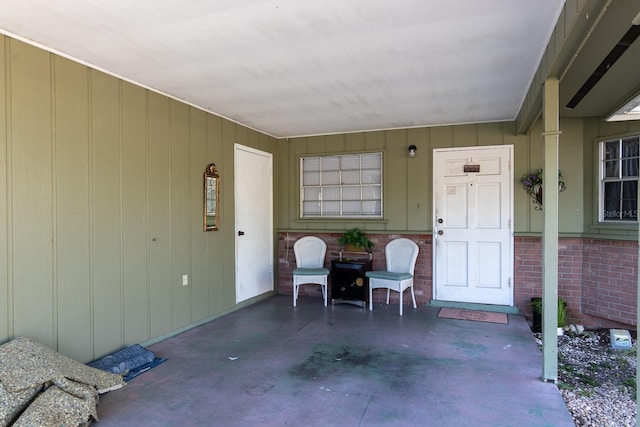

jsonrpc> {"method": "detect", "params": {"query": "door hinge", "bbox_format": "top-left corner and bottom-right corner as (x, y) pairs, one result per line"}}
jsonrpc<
(508, 277), (512, 288)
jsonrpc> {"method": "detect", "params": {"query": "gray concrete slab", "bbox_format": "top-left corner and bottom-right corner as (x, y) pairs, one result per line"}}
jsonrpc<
(97, 295), (574, 426)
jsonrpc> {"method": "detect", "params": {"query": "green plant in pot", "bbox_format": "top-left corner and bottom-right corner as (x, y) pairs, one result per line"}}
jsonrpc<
(530, 297), (542, 333)
(531, 297), (567, 334)
(339, 228), (374, 252)
(557, 298), (567, 330)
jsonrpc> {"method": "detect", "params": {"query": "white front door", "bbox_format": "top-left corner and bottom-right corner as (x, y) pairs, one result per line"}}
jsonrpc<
(433, 145), (513, 306)
(235, 144), (273, 303)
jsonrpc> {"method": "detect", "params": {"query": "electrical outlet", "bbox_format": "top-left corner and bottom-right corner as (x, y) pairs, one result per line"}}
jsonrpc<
(182, 274), (188, 286)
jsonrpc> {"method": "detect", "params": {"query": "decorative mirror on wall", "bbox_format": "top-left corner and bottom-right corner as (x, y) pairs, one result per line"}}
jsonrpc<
(204, 163), (220, 231)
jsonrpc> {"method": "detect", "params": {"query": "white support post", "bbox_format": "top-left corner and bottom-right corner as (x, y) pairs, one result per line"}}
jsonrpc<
(636, 172), (640, 427)
(541, 78), (560, 382)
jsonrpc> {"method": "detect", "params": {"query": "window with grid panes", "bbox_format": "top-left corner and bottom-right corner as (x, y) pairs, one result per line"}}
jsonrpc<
(600, 135), (639, 222)
(300, 153), (382, 218)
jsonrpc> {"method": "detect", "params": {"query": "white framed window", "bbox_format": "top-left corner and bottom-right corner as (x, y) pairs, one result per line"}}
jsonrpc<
(300, 152), (383, 218)
(599, 135), (639, 222)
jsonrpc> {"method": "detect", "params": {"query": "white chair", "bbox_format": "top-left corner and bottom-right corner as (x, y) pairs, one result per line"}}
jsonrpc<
(366, 238), (419, 315)
(293, 236), (330, 307)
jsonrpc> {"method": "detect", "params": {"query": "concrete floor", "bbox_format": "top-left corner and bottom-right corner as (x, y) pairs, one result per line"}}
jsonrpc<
(97, 295), (574, 426)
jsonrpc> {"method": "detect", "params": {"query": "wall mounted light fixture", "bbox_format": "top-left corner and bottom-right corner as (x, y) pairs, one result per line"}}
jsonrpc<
(408, 145), (417, 157)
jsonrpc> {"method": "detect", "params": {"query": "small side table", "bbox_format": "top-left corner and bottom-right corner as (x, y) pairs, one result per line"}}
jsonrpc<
(331, 259), (372, 307)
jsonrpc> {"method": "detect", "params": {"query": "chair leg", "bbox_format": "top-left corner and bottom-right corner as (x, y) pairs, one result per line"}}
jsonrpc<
(410, 286), (417, 309)
(386, 289), (390, 304)
(322, 284), (327, 307)
(293, 282), (298, 307)
(399, 290), (403, 316)
(369, 287), (373, 311)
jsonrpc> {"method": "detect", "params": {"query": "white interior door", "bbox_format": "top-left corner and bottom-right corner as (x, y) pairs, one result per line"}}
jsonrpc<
(235, 144), (273, 303)
(433, 146), (513, 306)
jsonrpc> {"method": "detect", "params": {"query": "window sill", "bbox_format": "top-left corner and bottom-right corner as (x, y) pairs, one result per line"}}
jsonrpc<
(589, 222), (638, 230)
(297, 218), (388, 224)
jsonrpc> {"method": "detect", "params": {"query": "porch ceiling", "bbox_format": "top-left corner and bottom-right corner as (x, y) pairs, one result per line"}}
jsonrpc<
(0, 1), (638, 138)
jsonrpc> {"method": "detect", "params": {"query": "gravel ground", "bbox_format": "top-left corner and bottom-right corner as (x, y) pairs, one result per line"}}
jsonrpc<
(534, 329), (637, 427)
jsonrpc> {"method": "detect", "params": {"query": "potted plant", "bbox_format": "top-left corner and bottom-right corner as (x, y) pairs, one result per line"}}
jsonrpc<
(530, 297), (567, 335)
(339, 228), (374, 252)
(557, 298), (567, 336)
(531, 297), (542, 333)
(521, 169), (566, 210)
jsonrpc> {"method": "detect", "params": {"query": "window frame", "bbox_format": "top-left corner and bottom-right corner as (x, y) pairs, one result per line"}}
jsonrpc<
(299, 152), (384, 219)
(598, 135), (640, 223)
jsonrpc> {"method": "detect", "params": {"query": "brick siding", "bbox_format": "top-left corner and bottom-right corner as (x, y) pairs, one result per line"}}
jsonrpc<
(278, 232), (638, 328)
(278, 232), (432, 306)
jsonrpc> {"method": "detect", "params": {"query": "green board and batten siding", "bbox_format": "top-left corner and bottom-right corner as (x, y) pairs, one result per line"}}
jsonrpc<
(54, 57), (92, 362)
(9, 39), (55, 355)
(148, 92), (173, 341)
(0, 37), (276, 362)
(2, 33), (640, 363)
(276, 120), (589, 235)
(91, 70), (124, 359)
(0, 38), (7, 349)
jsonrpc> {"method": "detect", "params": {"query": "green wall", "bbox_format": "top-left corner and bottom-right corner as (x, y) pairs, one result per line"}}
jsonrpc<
(0, 37), (276, 362)
(276, 118), (590, 236)
(2, 33), (639, 363)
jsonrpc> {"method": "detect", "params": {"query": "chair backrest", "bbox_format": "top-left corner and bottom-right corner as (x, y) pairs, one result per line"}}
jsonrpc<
(294, 236), (327, 269)
(385, 238), (419, 274)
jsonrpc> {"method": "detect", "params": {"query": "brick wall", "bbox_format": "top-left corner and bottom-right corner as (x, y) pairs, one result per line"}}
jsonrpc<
(582, 239), (638, 326)
(514, 238), (584, 320)
(513, 237), (543, 311)
(513, 237), (637, 328)
(278, 232), (638, 328)
(278, 232), (432, 306)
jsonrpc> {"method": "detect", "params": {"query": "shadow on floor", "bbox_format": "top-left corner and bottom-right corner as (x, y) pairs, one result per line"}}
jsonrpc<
(97, 295), (574, 426)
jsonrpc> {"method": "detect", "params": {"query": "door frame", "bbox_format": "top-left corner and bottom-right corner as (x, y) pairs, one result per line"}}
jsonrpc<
(431, 144), (514, 306)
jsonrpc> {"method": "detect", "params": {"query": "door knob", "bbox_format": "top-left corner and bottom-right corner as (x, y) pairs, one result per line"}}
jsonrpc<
(238, 231), (245, 236)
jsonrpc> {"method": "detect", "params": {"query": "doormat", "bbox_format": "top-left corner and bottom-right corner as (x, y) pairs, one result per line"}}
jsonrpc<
(437, 307), (508, 324)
